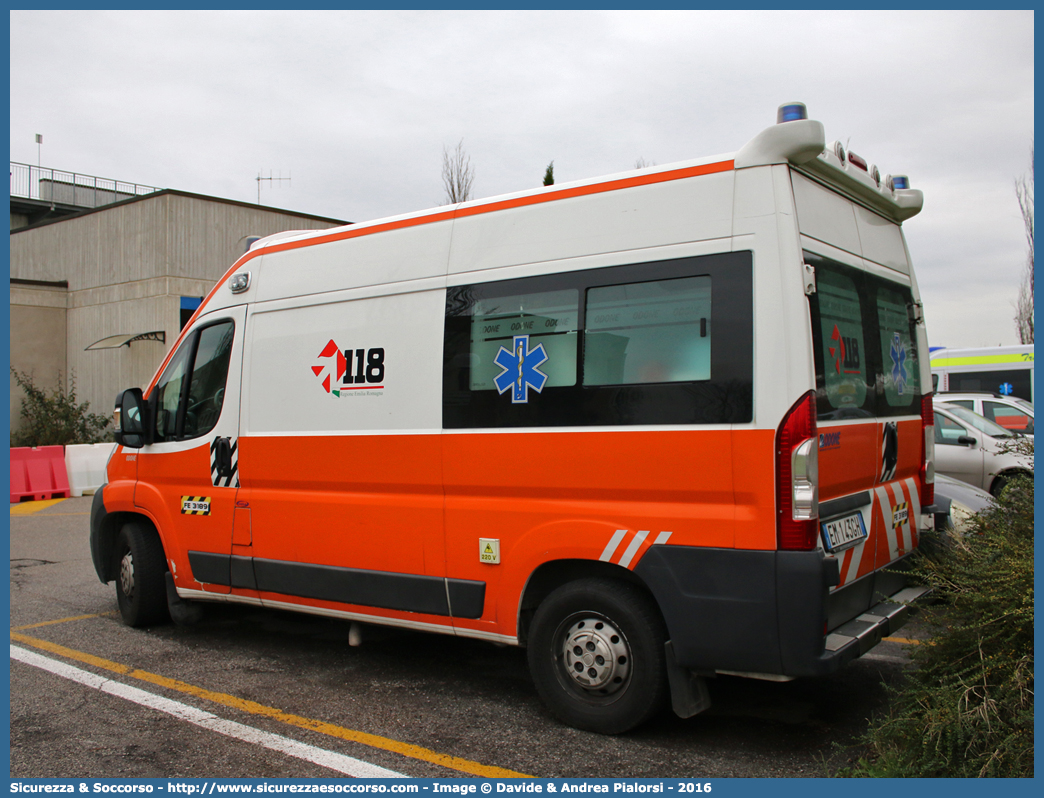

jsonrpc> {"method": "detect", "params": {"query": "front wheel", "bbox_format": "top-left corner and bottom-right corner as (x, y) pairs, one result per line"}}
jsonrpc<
(114, 521), (170, 627)
(527, 578), (669, 734)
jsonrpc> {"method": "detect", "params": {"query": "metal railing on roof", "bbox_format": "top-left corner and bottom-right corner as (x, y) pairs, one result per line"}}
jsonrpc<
(10, 162), (161, 209)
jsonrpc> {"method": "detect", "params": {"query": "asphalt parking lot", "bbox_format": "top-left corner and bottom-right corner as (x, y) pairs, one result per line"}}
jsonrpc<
(10, 496), (928, 779)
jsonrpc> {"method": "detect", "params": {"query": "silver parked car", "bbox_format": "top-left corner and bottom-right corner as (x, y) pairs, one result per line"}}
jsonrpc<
(933, 401), (1033, 497)
(934, 391), (1033, 440)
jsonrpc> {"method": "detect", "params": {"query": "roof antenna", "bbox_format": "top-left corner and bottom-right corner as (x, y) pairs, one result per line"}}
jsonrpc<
(256, 169), (291, 204)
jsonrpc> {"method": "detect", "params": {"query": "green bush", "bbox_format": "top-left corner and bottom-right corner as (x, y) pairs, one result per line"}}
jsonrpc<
(10, 368), (111, 448)
(839, 465), (1034, 777)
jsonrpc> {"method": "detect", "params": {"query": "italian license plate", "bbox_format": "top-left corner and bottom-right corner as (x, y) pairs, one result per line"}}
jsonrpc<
(821, 512), (867, 553)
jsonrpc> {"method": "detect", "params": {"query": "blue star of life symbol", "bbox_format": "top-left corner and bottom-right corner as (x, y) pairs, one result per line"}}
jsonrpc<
(890, 332), (908, 396)
(999, 382), (1014, 396)
(493, 334), (548, 403)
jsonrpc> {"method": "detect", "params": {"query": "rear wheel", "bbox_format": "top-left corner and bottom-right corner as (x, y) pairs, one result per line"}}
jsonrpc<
(114, 521), (170, 627)
(527, 578), (668, 734)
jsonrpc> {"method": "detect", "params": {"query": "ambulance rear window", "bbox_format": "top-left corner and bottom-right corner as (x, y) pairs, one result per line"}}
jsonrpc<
(876, 284), (920, 409)
(806, 253), (922, 420)
(813, 267), (869, 415)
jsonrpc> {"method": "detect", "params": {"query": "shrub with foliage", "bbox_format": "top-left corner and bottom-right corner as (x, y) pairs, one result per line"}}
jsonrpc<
(10, 368), (111, 448)
(840, 465), (1034, 777)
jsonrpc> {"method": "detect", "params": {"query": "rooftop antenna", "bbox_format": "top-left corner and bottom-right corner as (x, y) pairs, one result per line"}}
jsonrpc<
(256, 169), (291, 204)
(35, 133), (42, 168)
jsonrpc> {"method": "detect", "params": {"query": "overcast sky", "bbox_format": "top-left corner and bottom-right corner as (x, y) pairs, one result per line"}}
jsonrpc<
(10, 9), (1034, 349)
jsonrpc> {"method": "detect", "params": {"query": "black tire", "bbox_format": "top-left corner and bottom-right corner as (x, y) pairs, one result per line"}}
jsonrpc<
(990, 470), (1031, 499)
(114, 522), (170, 627)
(989, 474), (1008, 498)
(527, 578), (669, 734)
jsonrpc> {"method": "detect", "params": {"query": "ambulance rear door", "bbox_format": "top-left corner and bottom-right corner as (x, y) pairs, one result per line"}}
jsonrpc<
(791, 167), (928, 631)
(806, 249), (926, 621)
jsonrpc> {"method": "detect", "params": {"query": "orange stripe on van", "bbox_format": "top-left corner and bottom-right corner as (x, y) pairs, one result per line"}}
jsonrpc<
(154, 158), (737, 394)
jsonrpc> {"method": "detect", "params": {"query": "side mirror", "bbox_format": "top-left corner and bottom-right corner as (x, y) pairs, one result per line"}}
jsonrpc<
(956, 435), (976, 447)
(114, 388), (151, 449)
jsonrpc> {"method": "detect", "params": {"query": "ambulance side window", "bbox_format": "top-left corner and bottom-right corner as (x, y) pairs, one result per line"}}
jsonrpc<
(469, 288), (579, 391)
(153, 320), (235, 442)
(584, 275), (710, 386)
(443, 251), (753, 428)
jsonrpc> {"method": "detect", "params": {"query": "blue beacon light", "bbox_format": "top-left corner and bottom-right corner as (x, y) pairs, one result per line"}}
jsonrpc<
(891, 176), (910, 190)
(777, 103), (808, 123)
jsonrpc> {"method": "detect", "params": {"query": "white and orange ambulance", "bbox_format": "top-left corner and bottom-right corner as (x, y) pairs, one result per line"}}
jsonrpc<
(92, 103), (935, 734)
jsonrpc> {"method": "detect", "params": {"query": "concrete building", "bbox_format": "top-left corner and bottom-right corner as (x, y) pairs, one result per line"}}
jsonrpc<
(10, 171), (347, 437)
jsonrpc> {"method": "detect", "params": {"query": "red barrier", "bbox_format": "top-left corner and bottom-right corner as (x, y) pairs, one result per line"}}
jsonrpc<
(10, 446), (71, 503)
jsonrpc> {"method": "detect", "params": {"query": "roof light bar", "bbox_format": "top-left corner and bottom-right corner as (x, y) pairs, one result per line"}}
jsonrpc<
(777, 102), (808, 124)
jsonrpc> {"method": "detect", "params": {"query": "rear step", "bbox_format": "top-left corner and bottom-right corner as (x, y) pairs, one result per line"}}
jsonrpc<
(825, 585), (932, 654)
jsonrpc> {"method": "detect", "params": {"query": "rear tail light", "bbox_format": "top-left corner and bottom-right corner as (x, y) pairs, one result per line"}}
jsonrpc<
(777, 391), (820, 550)
(921, 394), (935, 506)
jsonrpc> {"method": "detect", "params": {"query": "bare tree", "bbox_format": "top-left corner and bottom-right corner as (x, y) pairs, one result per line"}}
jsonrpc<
(441, 139), (475, 205)
(1014, 147), (1034, 344)
(634, 157), (655, 170)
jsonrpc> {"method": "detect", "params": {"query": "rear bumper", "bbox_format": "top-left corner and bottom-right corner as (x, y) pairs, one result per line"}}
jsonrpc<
(824, 585), (930, 660)
(633, 544), (927, 678)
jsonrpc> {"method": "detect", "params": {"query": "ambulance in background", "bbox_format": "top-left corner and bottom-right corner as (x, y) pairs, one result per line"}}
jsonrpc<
(931, 344), (1034, 402)
(92, 103), (934, 734)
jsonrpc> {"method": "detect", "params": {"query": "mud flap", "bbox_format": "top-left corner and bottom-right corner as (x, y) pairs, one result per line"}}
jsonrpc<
(665, 640), (712, 718)
(166, 572), (205, 626)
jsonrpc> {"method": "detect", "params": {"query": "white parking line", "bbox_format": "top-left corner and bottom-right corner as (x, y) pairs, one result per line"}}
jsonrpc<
(11, 644), (405, 778)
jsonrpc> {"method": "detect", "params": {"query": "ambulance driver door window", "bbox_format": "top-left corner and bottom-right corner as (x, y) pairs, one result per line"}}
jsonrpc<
(153, 321), (235, 442)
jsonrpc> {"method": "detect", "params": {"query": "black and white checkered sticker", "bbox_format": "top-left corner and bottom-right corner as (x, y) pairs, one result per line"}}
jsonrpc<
(210, 437), (240, 488)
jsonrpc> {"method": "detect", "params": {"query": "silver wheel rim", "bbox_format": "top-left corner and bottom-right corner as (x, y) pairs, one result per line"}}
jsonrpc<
(560, 616), (630, 695)
(119, 551), (135, 598)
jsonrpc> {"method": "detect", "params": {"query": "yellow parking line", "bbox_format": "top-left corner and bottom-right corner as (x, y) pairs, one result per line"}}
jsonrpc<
(10, 631), (531, 779)
(19, 512), (91, 517)
(10, 498), (67, 516)
(12, 613), (117, 631)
